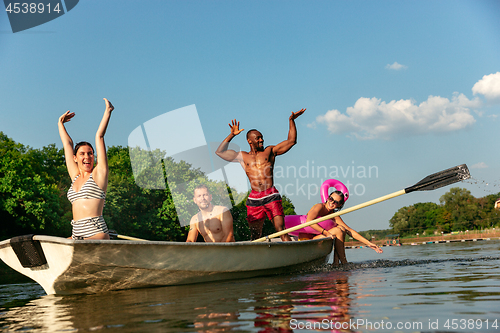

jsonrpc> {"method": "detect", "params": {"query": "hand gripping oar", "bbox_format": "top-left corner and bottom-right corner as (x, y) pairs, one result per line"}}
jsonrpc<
(252, 164), (471, 242)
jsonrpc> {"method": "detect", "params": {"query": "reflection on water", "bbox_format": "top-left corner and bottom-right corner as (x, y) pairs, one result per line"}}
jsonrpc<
(0, 283), (45, 310)
(1, 240), (500, 332)
(252, 273), (354, 332)
(0, 271), (357, 332)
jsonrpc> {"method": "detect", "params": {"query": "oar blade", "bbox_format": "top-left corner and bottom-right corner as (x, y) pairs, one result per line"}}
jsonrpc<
(405, 164), (470, 193)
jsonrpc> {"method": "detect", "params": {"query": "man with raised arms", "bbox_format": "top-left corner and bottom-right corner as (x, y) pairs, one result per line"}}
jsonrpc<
(186, 185), (235, 242)
(216, 109), (306, 241)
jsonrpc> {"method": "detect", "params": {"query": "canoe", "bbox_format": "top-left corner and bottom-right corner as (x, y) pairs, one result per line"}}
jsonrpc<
(0, 235), (333, 295)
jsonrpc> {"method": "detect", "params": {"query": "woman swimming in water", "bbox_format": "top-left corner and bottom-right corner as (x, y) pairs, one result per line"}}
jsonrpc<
(58, 98), (114, 240)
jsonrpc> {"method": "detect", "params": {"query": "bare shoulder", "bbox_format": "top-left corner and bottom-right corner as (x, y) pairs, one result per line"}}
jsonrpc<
(214, 205), (230, 214)
(239, 150), (249, 157)
(257, 145), (276, 158)
(190, 214), (200, 225)
(239, 150), (251, 161)
(307, 203), (323, 217)
(312, 203), (324, 211)
(266, 145), (276, 153)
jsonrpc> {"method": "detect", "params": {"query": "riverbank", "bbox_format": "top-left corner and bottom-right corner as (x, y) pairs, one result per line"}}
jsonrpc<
(346, 229), (500, 248)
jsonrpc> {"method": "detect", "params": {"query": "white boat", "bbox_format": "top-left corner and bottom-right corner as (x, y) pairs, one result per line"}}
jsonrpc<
(0, 235), (333, 295)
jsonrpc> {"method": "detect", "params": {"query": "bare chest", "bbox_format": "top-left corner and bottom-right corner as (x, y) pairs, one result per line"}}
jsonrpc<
(198, 216), (223, 234)
(242, 151), (274, 169)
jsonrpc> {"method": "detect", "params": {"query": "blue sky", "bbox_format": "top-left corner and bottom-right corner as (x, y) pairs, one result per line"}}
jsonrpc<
(1, 0), (499, 232)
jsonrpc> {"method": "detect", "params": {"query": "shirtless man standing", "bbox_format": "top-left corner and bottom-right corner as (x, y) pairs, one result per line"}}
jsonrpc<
(186, 185), (235, 242)
(216, 109), (306, 241)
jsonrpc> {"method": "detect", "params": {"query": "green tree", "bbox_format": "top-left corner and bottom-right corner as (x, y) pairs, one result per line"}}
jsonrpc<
(282, 195), (297, 216)
(425, 206), (449, 232)
(104, 146), (168, 240)
(439, 187), (480, 231)
(475, 193), (500, 228)
(105, 146), (252, 241)
(388, 187), (499, 237)
(0, 133), (69, 239)
(230, 197), (251, 241)
(389, 206), (413, 235)
(409, 202), (440, 233)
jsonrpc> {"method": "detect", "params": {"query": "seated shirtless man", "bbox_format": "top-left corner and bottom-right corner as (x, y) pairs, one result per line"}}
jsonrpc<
(186, 185), (235, 242)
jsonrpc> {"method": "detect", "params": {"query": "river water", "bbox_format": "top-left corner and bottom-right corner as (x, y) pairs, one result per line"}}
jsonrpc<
(1, 239), (500, 332)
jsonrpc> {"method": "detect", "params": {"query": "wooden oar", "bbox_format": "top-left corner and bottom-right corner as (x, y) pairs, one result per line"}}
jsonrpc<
(108, 232), (148, 241)
(253, 164), (470, 242)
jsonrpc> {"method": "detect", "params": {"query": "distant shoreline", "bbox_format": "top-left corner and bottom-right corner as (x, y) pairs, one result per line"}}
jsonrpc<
(346, 230), (500, 249)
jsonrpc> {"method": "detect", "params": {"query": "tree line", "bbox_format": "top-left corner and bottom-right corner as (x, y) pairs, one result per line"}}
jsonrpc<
(0, 132), (296, 241)
(388, 187), (500, 237)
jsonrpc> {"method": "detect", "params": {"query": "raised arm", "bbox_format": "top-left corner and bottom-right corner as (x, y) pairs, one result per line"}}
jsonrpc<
(336, 217), (383, 253)
(272, 108), (305, 156)
(58, 110), (79, 179)
(93, 99), (114, 183)
(215, 119), (244, 162)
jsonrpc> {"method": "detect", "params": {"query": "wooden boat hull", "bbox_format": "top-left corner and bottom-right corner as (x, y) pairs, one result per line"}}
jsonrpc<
(0, 235), (333, 295)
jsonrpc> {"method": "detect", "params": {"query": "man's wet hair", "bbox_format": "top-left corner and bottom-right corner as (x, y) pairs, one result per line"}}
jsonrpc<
(194, 184), (210, 195)
(74, 141), (94, 155)
(246, 129), (260, 140)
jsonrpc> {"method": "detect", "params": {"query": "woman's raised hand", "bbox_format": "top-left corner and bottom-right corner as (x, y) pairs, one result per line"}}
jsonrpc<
(104, 98), (114, 112)
(59, 110), (75, 124)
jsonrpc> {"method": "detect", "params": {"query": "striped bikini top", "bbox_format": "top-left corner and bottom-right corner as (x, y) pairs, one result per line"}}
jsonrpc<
(67, 173), (106, 203)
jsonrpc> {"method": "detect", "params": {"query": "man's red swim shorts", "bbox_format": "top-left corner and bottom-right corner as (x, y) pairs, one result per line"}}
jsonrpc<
(246, 186), (284, 223)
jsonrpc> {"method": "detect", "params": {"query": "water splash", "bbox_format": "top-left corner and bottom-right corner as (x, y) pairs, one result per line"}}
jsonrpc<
(463, 177), (500, 195)
(321, 255), (500, 271)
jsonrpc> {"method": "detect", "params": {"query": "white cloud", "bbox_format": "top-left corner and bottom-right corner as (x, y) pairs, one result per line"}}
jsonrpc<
(385, 62), (407, 70)
(471, 162), (488, 169)
(472, 72), (500, 103)
(313, 93), (480, 140)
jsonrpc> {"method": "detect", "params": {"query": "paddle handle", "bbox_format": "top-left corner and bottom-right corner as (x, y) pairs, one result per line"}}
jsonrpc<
(113, 234), (148, 241)
(252, 189), (406, 242)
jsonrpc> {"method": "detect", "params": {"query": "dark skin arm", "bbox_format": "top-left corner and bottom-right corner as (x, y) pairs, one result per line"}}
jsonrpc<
(272, 109), (305, 155)
(215, 119), (244, 162)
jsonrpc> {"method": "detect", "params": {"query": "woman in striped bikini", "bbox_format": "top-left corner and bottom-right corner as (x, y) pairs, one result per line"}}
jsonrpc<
(58, 98), (114, 240)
